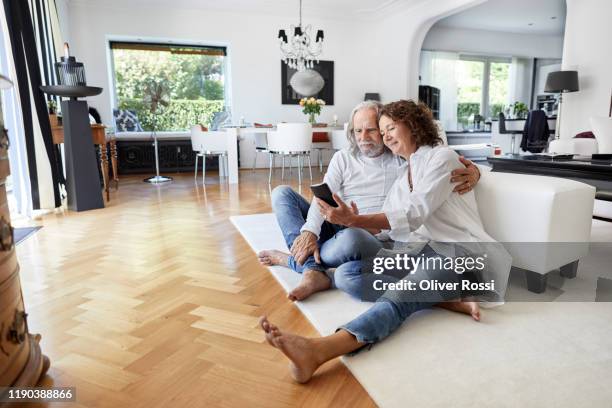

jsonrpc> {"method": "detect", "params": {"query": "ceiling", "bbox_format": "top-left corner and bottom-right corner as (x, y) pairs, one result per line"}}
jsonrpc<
(69, 0), (427, 20)
(436, 0), (566, 35)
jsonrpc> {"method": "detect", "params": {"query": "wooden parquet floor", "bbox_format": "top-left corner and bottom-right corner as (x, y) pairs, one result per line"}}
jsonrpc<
(15, 169), (376, 408)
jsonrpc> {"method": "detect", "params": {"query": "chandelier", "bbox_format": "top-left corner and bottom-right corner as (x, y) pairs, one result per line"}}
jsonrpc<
(278, 0), (324, 71)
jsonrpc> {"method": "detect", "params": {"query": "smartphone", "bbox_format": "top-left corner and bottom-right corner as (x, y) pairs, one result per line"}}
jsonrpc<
(310, 182), (338, 207)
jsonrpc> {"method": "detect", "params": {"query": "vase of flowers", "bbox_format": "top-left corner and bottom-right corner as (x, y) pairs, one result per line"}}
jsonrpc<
(299, 97), (325, 124)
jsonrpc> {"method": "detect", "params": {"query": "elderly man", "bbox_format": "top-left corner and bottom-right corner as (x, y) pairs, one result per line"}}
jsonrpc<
(258, 100), (480, 301)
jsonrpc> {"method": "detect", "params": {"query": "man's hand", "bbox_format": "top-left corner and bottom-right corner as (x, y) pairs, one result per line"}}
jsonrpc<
(317, 194), (359, 227)
(290, 231), (320, 265)
(451, 156), (481, 195)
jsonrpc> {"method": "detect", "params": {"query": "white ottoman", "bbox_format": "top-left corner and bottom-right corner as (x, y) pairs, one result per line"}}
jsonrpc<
(475, 171), (596, 293)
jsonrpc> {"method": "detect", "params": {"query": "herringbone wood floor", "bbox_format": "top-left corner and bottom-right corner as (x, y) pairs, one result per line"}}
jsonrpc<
(15, 168), (376, 408)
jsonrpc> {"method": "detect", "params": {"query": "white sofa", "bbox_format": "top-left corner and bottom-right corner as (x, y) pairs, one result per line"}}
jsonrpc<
(475, 171), (596, 293)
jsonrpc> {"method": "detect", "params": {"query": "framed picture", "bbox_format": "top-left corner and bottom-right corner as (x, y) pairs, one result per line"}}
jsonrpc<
(281, 60), (334, 105)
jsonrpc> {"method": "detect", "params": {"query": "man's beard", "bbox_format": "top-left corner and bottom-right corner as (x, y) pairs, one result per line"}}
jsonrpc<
(358, 142), (385, 158)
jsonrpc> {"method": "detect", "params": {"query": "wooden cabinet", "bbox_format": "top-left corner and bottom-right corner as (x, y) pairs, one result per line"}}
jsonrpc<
(0, 127), (49, 390)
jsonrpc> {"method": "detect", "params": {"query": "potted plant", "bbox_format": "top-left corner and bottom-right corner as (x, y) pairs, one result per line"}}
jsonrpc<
(511, 101), (528, 119)
(47, 99), (57, 115)
(299, 97), (325, 124)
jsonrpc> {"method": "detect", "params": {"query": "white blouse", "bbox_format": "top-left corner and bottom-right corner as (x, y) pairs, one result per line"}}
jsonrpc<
(381, 145), (512, 302)
(382, 145), (492, 243)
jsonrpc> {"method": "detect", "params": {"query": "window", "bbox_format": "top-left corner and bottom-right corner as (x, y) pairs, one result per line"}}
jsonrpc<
(109, 41), (228, 131)
(488, 61), (511, 119)
(456, 59), (484, 129)
(420, 51), (512, 131)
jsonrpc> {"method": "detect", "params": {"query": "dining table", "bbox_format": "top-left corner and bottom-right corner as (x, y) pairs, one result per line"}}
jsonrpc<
(221, 124), (343, 184)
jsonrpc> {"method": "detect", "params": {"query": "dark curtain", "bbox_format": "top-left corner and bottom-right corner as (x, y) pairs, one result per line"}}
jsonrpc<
(3, 0), (62, 208)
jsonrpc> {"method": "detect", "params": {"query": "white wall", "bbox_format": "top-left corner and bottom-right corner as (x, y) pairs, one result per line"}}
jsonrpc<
(60, 0), (493, 168)
(65, 2), (380, 128)
(54, 0), (71, 43)
(63, 0), (490, 123)
(559, 0), (612, 139)
(422, 26), (564, 59)
(373, 0), (485, 102)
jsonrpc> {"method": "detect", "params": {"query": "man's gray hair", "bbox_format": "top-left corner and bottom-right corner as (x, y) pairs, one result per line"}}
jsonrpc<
(346, 100), (384, 156)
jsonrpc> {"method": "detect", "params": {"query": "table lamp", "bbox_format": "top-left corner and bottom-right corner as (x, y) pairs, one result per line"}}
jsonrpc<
(545, 70), (579, 139)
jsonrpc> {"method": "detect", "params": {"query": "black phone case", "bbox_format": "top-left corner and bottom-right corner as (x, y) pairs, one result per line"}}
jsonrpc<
(310, 183), (338, 207)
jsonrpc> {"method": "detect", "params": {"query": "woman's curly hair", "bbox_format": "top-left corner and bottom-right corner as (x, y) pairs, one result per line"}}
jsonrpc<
(379, 100), (443, 148)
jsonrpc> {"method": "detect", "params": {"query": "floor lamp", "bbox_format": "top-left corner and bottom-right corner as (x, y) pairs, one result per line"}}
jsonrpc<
(544, 70), (579, 139)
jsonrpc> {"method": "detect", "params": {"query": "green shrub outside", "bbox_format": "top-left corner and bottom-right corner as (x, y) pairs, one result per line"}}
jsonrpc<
(457, 102), (506, 127)
(490, 103), (505, 119)
(457, 102), (480, 128)
(118, 98), (224, 131)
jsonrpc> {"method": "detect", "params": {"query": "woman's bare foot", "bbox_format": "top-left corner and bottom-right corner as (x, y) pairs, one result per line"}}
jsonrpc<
(438, 300), (480, 321)
(259, 316), (322, 383)
(288, 269), (331, 301)
(258, 250), (290, 267)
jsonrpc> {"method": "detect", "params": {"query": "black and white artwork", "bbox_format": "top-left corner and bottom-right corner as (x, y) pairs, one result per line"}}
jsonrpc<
(281, 60), (334, 105)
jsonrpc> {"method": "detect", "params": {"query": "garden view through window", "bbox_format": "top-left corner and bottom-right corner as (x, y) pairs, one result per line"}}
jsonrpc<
(420, 51), (512, 131)
(456, 57), (510, 129)
(110, 41), (227, 131)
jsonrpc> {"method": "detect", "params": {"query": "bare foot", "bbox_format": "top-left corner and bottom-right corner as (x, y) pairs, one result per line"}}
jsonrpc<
(288, 269), (331, 301)
(259, 316), (321, 383)
(438, 300), (481, 321)
(258, 249), (290, 267)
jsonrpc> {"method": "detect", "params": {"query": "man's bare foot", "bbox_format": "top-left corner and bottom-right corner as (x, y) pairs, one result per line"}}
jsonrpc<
(288, 269), (331, 301)
(259, 316), (322, 383)
(258, 250), (290, 267)
(438, 300), (480, 321)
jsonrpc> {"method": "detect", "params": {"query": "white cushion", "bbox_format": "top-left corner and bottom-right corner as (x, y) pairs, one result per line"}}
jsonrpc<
(548, 139), (574, 154)
(573, 138), (599, 155)
(590, 116), (612, 154)
(548, 138), (598, 155)
(475, 171), (595, 273)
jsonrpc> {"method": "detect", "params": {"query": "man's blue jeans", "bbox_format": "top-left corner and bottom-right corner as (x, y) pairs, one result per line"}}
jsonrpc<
(338, 245), (462, 345)
(271, 185), (383, 278)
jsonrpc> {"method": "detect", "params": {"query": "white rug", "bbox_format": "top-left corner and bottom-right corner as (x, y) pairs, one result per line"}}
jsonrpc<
(231, 214), (612, 408)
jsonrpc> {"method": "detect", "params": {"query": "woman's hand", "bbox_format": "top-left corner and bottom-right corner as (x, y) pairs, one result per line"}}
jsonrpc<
(317, 194), (359, 227)
(451, 156), (481, 195)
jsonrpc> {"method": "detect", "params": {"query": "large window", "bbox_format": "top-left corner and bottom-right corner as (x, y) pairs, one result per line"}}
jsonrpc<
(420, 51), (513, 131)
(488, 61), (510, 119)
(110, 41), (228, 131)
(456, 59), (485, 129)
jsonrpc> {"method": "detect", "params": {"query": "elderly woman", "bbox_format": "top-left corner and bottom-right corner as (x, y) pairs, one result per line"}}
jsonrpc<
(259, 100), (510, 383)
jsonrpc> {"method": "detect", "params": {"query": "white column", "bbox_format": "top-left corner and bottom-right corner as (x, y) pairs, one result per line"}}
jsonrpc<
(225, 128), (239, 184)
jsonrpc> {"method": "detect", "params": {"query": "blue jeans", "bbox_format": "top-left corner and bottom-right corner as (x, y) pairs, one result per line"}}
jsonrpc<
(271, 185), (383, 278)
(339, 245), (462, 345)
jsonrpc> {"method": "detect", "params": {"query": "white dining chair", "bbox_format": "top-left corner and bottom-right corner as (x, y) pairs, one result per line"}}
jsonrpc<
(330, 128), (351, 151)
(252, 132), (270, 171)
(190, 125), (229, 184)
(266, 123), (313, 184)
